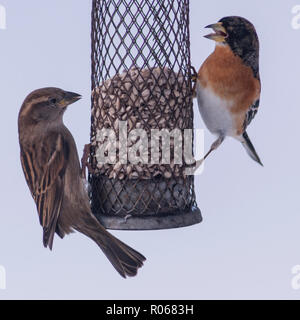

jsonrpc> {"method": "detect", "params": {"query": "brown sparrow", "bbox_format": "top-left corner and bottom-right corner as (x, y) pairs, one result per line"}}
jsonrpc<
(18, 87), (146, 278)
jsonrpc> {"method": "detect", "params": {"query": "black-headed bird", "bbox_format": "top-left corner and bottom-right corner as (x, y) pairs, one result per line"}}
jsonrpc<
(194, 16), (263, 166)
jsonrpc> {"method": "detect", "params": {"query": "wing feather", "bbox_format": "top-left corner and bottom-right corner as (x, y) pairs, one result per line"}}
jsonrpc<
(20, 133), (69, 249)
(243, 99), (260, 131)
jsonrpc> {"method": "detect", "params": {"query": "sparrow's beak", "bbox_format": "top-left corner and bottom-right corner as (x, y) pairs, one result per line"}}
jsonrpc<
(59, 91), (82, 108)
(204, 22), (228, 42)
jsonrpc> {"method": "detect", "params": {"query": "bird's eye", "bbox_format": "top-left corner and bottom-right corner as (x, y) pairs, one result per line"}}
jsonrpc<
(49, 98), (57, 106)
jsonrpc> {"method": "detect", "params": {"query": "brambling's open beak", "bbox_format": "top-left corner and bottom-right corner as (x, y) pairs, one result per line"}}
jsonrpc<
(204, 22), (228, 42)
(59, 91), (82, 108)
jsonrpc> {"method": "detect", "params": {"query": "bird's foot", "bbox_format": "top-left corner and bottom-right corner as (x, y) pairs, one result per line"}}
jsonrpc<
(191, 66), (198, 82)
(184, 158), (204, 176)
(81, 143), (94, 179)
(191, 66), (198, 98)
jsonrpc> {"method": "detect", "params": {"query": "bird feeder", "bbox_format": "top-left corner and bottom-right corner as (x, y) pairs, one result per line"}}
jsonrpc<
(89, 0), (202, 230)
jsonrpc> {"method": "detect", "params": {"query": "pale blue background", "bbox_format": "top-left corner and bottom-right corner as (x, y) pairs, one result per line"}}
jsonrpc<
(0, 0), (300, 300)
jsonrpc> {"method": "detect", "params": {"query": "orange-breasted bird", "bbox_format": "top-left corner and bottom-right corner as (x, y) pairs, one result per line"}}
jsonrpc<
(194, 16), (263, 166)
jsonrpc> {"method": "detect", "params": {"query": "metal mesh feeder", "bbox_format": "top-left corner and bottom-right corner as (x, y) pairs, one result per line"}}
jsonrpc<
(89, 0), (202, 230)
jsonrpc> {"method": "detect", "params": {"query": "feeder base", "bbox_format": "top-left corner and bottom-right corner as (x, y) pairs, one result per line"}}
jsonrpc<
(95, 206), (202, 230)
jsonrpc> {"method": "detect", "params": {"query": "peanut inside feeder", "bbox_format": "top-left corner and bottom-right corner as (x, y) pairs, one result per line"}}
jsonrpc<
(91, 66), (189, 181)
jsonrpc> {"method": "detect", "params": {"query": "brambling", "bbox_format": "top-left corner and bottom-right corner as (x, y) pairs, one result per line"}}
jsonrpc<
(194, 16), (263, 166)
(18, 88), (145, 278)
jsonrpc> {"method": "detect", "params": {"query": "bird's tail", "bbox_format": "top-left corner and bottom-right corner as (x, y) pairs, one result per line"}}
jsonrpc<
(240, 131), (263, 166)
(75, 214), (146, 278)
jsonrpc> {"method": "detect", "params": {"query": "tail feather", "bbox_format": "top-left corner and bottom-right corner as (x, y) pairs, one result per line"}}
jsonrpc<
(241, 131), (263, 166)
(98, 235), (146, 278)
(76, 215), (146, 278)
(43, 227), (55, 250)
(43, 216), (60, 250)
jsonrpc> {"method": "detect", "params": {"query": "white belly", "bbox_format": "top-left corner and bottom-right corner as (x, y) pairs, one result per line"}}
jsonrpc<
(196, 82), (235, 137)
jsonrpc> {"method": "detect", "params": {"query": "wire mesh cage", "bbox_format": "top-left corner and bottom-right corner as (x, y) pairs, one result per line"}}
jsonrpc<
(89, 0), (202, 230)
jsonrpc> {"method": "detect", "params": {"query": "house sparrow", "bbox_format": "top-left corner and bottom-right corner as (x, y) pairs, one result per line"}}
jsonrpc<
(194, 16), (262, 166)
(18, 87), (146, 278)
